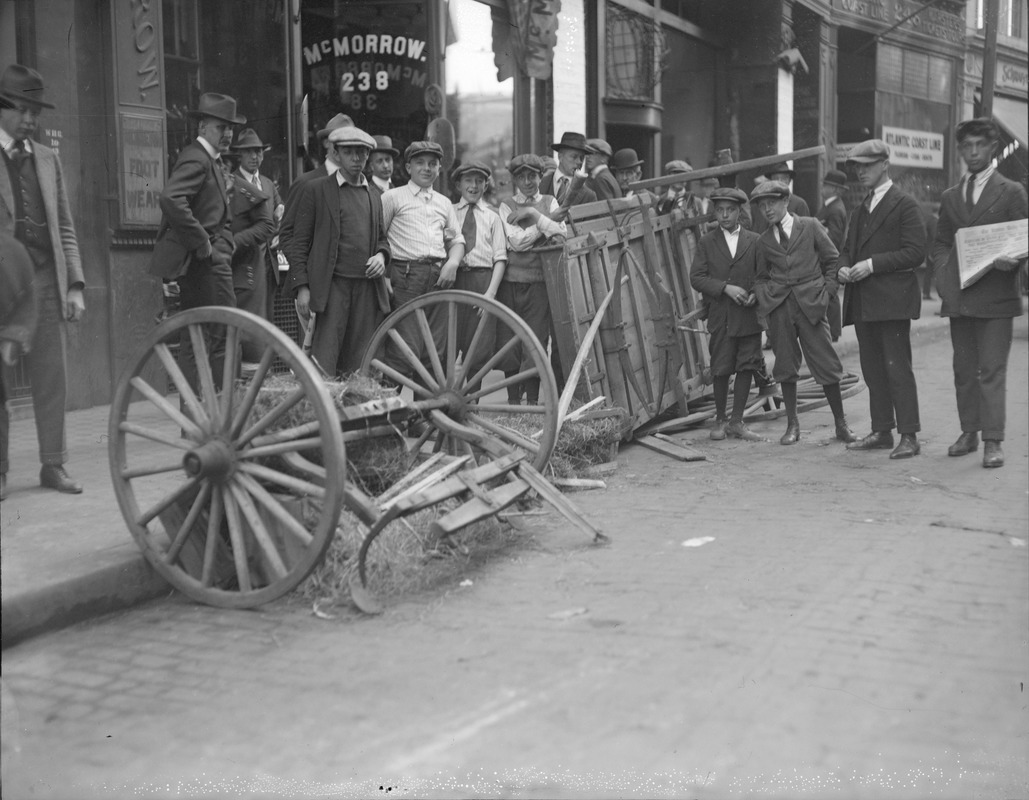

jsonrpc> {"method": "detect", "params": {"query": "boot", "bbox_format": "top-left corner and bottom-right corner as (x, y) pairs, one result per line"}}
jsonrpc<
(780, 417), (800, 445)
(834, 417), (859, 443)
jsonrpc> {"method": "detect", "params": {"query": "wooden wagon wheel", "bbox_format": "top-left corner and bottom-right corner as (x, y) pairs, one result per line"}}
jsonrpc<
(109, 307), (346, 609)
(360, 290), (559, 471)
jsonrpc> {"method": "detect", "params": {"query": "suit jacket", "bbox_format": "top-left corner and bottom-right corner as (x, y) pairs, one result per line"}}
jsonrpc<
(752, 194), (810, 234)
(229, 175), (275, 291)
(840, 185), (925, 324)
(248, 171), (283, 286)
(690, 227), (764, 338)
(288, 174), (391, 315)
(754, 215), (839, 326)
(932, 171), (1028, 319)
(279, 163), (333, 268)
(816, 198), (848, 250)
(541, 169), (597, 206)
(0, 141), (84, 302)
(150, 141), (232, 279)
(586, 166), (621, 201)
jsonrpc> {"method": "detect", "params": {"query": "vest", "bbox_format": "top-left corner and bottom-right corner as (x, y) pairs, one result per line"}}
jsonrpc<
(504, 194), (556, 283)
(3, 147), (53, 269)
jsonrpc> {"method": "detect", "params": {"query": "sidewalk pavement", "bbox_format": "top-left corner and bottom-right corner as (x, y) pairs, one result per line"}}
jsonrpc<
(0, 298), (954, 648)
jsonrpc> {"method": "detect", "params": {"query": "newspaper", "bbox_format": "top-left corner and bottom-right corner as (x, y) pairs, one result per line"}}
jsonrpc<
(956, 219), (1029, 289)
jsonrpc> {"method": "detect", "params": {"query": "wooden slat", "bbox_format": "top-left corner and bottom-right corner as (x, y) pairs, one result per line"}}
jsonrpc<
(429, 479), (531, 537)
(634, 434), (708, 462)
(390, 452), (525, 515)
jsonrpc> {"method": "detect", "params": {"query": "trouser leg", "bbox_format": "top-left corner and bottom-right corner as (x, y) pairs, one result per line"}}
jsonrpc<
(26, 278), (68, 465)
(949, 317), (980, 433)
(976, 316), (1012, 441)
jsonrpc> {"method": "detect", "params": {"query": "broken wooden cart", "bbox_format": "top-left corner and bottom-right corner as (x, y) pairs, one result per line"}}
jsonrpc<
(108, 294), (603, 611)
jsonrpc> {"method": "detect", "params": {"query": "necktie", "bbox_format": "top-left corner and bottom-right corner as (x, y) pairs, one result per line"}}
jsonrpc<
(252, 173), (261, 188)
(864, 191), (874, 212)
(965, 173), (977, 212)
(461, 203), (477, 256)
(776, 222), (789, 248)
(557, 176), (568, 203)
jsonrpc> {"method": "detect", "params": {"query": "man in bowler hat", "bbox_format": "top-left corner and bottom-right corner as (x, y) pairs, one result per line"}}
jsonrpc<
(0, 64), (86, 497)
(368, 135), (399, 195)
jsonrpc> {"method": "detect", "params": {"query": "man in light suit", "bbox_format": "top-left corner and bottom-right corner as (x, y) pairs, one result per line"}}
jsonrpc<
(541, 131), (597, 207)
(837, 139), (926, 460)
(151, 92), (244, 391)
(933, 118), (1028, 469)
(289, 126), (390, 376)
(0, 64), (85, 497)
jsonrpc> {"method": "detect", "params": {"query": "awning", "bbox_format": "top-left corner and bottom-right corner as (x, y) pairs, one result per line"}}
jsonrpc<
(993, 96), (1027, 150)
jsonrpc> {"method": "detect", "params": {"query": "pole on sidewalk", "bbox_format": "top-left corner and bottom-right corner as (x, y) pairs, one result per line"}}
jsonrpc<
(980, 0), (999, 117)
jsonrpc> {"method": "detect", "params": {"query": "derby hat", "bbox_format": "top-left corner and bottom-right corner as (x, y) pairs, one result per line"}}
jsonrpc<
(327, 126), (377, 149)
(822, 169), (848, 189)
(587, 138), (613, 158)
(508, 153), (546, 175)
(664, 160), (693, 174)
(230, 128), (270, 151)
(452, 160), (491, 181)
(956, 117), (999, 142)
(371, 135), (400, 156)
(404, 140), (444, 161)
(187, 92), (246, 124)
(0, 64), (55, 109)
(847, 139), (890, 163)
(765, 161), (795, 178)
(611, 148), (644, 170)
(316, 113), (355, 141)
(710, 187), (749, 205)
(750, 180), (791, 203)
(550, 131), (591, 154)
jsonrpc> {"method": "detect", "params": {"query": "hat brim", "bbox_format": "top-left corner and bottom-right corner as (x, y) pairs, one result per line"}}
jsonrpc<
(551, 142), (591, 154)
(188, 109), (247, 125)
(847, 155), (885, 164)
(371, 147), (400, 157)
(0, 89), (55, 110)
(613, 160), (644, 170)
(230, 143), (271, 152)
(750, 191), (788, 203)
(405, 148), (443, 161)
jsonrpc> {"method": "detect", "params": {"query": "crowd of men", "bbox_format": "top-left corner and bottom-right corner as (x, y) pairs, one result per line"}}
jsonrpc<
(0, 66), (1025, 501)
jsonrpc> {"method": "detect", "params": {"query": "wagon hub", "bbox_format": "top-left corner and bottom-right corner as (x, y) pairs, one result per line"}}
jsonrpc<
(439, 389), (468, 421)
(182, 438), (236, 483)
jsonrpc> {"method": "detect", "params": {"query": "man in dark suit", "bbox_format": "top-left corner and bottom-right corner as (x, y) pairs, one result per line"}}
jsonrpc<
(584, 138), (621, 201)
(540, 131), (596, 207)
(837, 139), (926, 460)
(289, 126), (390, 376)
(933, 118), (1028, 469)
(0, 64), (86, 496)
(151, 92), (244, 390)
(751, 180), (857, 446)
(751, 162), (810, 234)
(689, 187), (765, 442)
(368, 135), (399, 195)
(817, 169), (850, 341)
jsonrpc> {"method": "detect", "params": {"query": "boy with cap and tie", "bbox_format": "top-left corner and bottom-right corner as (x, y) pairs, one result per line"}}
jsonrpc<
(751, 180), (858, 446)
(751, 162), (810, 234)
(689, 187), (765, 442)
(932, 118), (1028, 469)
(496, 153), (567, 404)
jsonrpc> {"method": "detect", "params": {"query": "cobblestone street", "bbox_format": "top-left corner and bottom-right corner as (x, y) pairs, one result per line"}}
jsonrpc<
(2, 319), (1027, 800)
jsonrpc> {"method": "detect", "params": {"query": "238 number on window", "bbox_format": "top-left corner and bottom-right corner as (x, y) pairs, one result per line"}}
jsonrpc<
(341, 71), (390, 93)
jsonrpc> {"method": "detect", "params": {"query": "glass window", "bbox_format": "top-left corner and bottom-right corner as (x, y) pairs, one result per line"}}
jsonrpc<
(876, 43), (904, 94)
(903, 50), (929, 99)
(927, 55), (952, 102)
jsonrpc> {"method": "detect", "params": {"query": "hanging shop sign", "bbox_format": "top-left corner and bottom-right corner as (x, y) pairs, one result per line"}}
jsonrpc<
(833, 0), (964, 46)
(881, 125), (944, 169)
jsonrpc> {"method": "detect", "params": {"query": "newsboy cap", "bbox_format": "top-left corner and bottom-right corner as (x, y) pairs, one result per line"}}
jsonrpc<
(710, 187), (749, 205)
(508, 153), (546, 175)
(317, 113), (355, 141)
(404, 140), (444, 161)
(956, 117), (1000, 142)
(664, 160), (693, 174)
(750, 180), (791, 203)
(327, 126), (377, 149)
(187, 92), (246, 125)
(847, 139), (890, 163)
(822, 169), (848, 189)
(452, 160), (491, 181)
(0, 64), (55, 109)
(765, 161), (794, 178)
(587, 138), (613, 158)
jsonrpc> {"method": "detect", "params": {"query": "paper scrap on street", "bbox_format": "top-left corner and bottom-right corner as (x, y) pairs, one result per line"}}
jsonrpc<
(681, 536), (715, 547)
(459, 579), (474, 587)
(548, 607), (588, 620)
(956, 219), (1029, 289)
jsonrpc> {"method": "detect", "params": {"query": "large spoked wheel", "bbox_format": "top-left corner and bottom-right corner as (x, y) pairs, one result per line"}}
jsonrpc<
(360, 290), (559, 471)
(109, 307), (346, 608)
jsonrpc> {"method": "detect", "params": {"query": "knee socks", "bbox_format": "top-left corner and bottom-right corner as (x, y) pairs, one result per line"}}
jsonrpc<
(823, 381), (845, 421)
(730, 371), (754, 423)
(713, 375), (730, 420)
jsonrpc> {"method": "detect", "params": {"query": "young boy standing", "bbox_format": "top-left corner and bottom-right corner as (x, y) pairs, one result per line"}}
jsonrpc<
(496, 154), (566, 405)
(689, 187), (765, 441)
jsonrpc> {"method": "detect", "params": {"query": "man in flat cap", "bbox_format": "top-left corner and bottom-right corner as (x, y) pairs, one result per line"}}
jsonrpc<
(751, 162), (810, 234)
(289, 126), (390, 377)
(837, 139), (926, 460)
(751, 180), (857, 446)
(690, 187), (765, 442)
(585, 138), (621, 201)
(932, 118), (1028, 468)
(151, 91), (245, 399)
(1, 63), (86, 496)
(541, 132), (596, 207)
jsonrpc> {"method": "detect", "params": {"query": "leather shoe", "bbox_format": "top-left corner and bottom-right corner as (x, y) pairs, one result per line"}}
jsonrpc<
(779, 417), (800, 445)
(724, 421), (764, 441)
(983, 440), (1004, 468)
(40, 465), (83, 494)
(889, 433), (920, 460)
(834, 418), (860, 443)
(947, 431), (979, 457)
(847, 430), (894, 451)
(710, 417), (728, 441)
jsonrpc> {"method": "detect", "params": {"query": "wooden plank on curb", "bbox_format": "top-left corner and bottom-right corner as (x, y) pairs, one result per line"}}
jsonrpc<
(634, 434), (707, 462)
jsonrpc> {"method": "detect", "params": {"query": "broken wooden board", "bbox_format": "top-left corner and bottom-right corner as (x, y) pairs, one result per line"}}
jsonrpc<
(634, 433), (707, 462)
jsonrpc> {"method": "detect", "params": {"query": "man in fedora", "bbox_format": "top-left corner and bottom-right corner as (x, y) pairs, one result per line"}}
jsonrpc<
(230, 129), (281, 338)
(368, 135), (399, 195)
(541, 131), (596, 207)
(584, 138), (621, 201)
(751, 161), (809, 234)
(837, 139), (926, 460)
(932, 118), (1028, 469)
(151, 91), (245, 391)
(0, 64), (86, 497)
